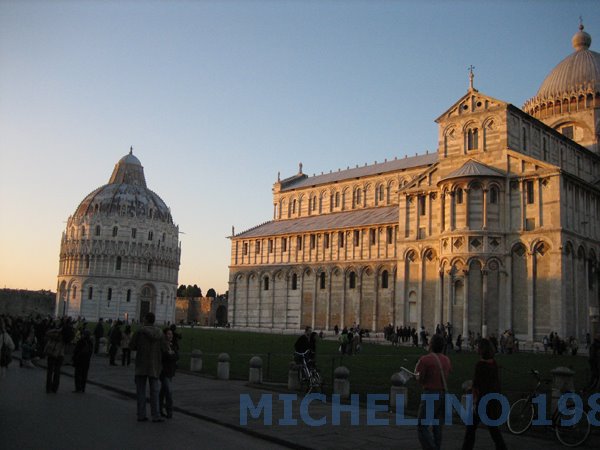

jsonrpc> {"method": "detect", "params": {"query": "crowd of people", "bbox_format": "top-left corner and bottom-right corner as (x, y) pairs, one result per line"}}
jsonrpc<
(0, 312), (180, 422)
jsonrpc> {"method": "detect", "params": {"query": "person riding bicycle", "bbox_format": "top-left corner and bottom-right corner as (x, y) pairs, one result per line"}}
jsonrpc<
(294, 326), (316, 366)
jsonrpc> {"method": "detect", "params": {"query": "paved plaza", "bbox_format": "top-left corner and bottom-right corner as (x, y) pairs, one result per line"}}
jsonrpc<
(1, 352), (598, 449)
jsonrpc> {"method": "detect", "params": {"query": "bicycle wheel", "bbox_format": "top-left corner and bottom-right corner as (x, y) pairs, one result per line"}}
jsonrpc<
(555, 408), (591, 447)
(309, 370), (322, 394)
(507, 398), (534, 435)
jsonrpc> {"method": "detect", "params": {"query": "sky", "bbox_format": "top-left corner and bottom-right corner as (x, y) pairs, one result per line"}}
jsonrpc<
(1, 0), (599, 295)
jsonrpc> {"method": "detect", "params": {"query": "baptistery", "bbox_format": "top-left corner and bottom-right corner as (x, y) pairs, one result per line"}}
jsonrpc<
(56, 149), (181, 323)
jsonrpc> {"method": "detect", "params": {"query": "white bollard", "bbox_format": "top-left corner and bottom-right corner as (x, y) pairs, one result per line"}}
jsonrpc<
(249, 356), (263, 384)
(98, 337), (108, 355)
(333, 366), (350, 400)
(190, 349), (203, 372)
(217, 353), (230, 380)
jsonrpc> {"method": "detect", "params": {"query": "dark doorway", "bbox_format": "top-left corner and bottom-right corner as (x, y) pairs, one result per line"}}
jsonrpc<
(140, 301), (150, 322)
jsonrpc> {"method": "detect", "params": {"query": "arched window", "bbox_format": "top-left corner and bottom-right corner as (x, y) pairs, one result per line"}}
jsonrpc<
(489, 186), (498, 204)
(320, 272), (326, 289)
(85, 255), (90, 269)
(116, 256), (122, 271)
(148, 231), (153, 241)
(467, 127), (478, 150)
(88, 286), (93, 300)
(107, 288), (112, 301)
(72, 286), (77, 300)
(126, 289), (131, 302)
(378, 185), (384, 202)
(349, 272), (356, 289)
(161, 292), (164, 305)
(264, 276), (269, 291)
(292, 199), (297, 214)
(291, 273), (298, 290)
(382, 270), (389, 289)
(456, 188), (463, 204)
(148, 261), (153, 272)
(335, 192), (340, 208)
(112, 226), (118, 237)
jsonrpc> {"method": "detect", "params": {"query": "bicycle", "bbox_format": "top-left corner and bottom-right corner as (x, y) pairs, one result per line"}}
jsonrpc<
(294, 350), (322, 394)
(507, 370), (591, 447)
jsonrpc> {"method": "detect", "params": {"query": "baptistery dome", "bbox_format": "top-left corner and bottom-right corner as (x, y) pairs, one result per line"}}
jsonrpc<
(56, 149), (181, 323)
(523, 24), (600, 153)
(73, 150), (172, 222)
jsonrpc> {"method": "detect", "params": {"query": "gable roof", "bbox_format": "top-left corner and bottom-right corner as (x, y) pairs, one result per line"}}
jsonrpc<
(435, 89), (508, 123)
(233, 205), (399, 238)
(440, 159), (505, 182)
(280, 153), (438, 192)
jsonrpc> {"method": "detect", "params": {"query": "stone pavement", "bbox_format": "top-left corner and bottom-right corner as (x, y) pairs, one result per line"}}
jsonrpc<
(23, 353), (600, 449)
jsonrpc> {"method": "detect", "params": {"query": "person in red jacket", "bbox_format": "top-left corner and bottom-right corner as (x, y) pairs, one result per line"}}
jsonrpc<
(415, 334), (451, 450)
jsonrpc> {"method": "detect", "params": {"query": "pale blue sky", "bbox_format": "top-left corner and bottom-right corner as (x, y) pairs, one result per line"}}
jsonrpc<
(1, 0), (598, 294)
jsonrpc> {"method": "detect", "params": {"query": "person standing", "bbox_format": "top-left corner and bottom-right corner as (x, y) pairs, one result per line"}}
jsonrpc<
(130, 312), (167, 422)
(72, 329), (93, 393)
(121, 325), (132, 367)
(1, 319), (16, 376)
(461, 338), (507, 450)
(44, 320), (73, 393)
(159, 328), (178, 419)
(415, 334), (451, 450)
(108, 321), (122, 366)
(588, 332), (600, 391)
(93, 319), (104, 355)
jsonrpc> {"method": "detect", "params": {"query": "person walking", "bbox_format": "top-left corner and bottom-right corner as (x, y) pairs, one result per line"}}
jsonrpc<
(72, 329), (93, 393)
(121, 325), (132, 367)
(461, 338), (507, 450)
(130, 312), (167, 422)
(159, 328), (178, 419)
(415, 334), (451, 450)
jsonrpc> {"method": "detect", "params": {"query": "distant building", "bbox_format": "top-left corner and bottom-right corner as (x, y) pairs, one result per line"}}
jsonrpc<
(56, 149), (181, 323)
(175, 295), (228, 326)
(228, 25), (600, 342)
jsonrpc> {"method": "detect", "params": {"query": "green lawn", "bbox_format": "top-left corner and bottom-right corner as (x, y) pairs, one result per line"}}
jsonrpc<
(93, 323), (592, 410)
(174, 327), (590, 406)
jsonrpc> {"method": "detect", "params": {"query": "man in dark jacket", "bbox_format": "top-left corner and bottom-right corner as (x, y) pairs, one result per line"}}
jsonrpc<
(130, 312), (167, 422)
(108, 321), (122, 366)
(73, 329), (93, 393)
(588, 332), (600, 391)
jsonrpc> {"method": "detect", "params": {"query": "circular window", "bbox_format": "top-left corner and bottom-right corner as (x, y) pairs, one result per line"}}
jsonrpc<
(462, 105), (468, 110)
(476, 101), (482, 107)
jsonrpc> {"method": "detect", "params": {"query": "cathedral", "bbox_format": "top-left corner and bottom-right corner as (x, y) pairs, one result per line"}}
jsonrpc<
(227, 25), (600, 343)
(56, 150), (181, 323)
